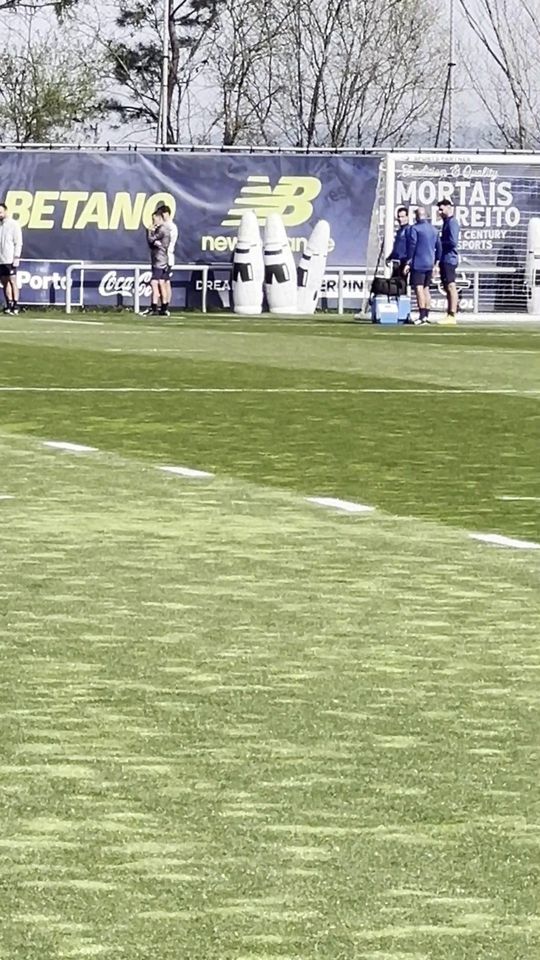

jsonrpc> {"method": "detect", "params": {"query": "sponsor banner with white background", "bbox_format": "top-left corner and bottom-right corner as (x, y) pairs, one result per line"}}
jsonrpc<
(15, 261), (475, 312)
(15, 262), (373, 309)
(391, 153), (540, 311)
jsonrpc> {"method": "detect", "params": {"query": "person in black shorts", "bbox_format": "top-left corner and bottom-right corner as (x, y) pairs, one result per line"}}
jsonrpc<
(142, 210), (172, 316)
(437, 199), (460, 324)
(405, 207), (441, 324)
(0, 202), (23, 315)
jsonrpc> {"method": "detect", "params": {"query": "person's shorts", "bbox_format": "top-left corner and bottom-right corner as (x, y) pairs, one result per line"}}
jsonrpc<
(0, 263), (16, 278)
(440, 262), (457, 287)
(411, 269), (432, 289)
(151, 266), (171, 281)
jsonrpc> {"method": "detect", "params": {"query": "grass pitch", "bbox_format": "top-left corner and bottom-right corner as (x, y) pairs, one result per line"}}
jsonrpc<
(0, 313), (539, 960)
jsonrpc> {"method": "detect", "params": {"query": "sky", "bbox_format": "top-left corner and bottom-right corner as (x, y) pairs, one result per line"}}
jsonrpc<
(0, 0), (515, 150)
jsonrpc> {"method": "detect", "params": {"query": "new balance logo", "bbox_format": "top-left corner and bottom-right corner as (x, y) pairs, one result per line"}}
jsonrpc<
(222, 176), (321, 228)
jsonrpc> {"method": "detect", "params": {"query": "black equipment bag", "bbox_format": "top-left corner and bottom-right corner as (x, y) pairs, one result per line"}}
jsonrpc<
(369, 237), (407, 300)
(371, 275), (407, 298)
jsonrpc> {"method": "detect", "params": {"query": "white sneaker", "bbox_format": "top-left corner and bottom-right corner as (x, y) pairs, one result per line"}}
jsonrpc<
(412, 317), (423, 325)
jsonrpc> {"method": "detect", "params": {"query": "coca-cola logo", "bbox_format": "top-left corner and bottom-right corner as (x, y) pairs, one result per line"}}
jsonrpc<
(98, 269), (152, 298)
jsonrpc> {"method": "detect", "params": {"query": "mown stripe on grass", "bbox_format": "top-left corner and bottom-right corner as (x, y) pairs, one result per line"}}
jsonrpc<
(469, 532), (540, 550)
(158, 465), (214, 480)
(43, 441), (98, 453)
(306, 497), (375, 515)
(1, 386), (540, 396)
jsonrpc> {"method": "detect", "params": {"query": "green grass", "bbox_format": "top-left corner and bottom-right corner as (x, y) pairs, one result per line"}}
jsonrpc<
(1, 312), (539, 960)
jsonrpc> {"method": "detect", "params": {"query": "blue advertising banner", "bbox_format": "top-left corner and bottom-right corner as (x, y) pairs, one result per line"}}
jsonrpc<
(0, 151), (381, 268)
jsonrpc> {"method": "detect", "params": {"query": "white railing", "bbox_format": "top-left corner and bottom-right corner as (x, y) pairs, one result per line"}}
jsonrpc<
(1, 144), (539, 156)
(10, 257), (520, 316)
(63, 261), (366, 315)
(65, 262), (210, 314)
(13, 259), (83, 308)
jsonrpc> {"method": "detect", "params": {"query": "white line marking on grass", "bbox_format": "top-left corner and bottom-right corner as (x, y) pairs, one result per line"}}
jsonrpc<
(43, 441), (98, 453)
(10, 434), (540, 558)
(158, 465), (214, 479)
(31, 318), (105, 326)
(470, 533), (540, 550)
(497, 495), (540, 502)
(307, 496), (375, 514)
(1, 387), (540, 396)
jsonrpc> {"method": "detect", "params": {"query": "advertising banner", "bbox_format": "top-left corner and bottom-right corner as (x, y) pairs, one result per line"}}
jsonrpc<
(0, 151), (381, 269)
(14, 261), (213, 309)
(14, 261), (369, 310)
(393, 153), (539, 310)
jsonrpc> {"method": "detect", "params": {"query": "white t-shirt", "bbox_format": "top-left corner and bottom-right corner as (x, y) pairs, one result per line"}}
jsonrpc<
(168, 222), (178, 267)
(0, 217), (22, 264)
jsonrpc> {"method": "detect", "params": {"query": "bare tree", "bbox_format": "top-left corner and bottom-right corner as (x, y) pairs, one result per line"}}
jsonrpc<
(0, 0), (77, 10)
(200, 0), (288, 145)
(458, 0), (540, 149)
(65, 0), (444, 147)
(199, 0), (443, 148)
(315, 0), (442, 148)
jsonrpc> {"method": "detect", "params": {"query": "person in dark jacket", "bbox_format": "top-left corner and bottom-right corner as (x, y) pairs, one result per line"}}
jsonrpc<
(437, 199), (460, 324)
(405, 207), (441, 324)
(386, 206), (411, 279)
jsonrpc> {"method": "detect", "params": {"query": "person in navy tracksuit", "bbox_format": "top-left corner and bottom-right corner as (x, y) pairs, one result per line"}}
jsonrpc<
(437, 199), (460, 322)
(405, 207), (441, 324)
(386, 206), (411, 279)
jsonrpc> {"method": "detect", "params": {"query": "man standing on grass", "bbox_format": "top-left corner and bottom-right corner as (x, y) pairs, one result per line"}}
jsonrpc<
(437, 199), (460, 325)
(155, 203), (178, 314)
(0, 201), (22, 315)
(386, 206), (411, 280)
(405, 206), (441, 325)
(142, 209), (172, 317)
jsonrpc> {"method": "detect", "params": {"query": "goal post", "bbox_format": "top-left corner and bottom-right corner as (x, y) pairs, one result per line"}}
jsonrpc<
(383, 151), (540, 316)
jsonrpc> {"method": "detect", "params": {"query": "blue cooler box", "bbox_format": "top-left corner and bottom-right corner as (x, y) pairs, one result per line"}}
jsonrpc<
(371, 296), (399, 324)
(398, 295), (411, 323)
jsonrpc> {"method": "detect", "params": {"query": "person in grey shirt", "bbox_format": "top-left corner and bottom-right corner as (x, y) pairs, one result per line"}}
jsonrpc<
(0, 201), (23, 315)
(142, 209), (172, 316)
(155, 203), (177, 314)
